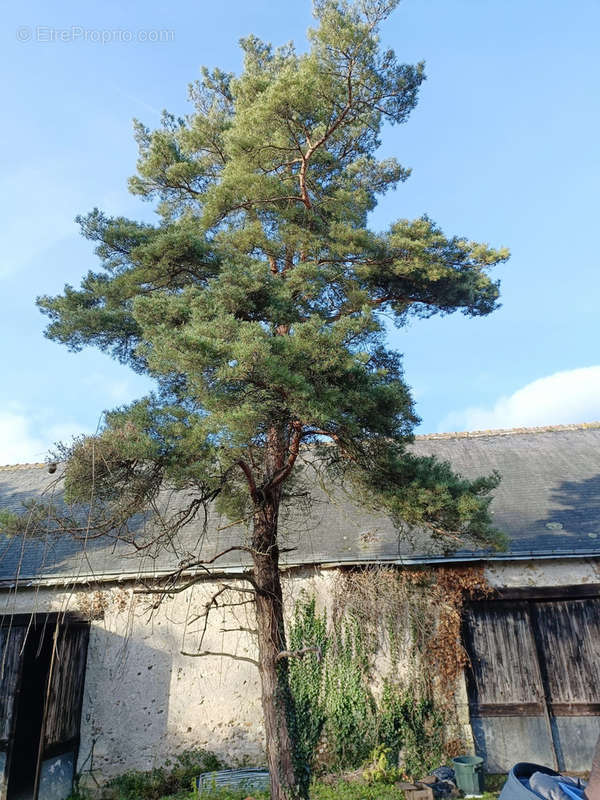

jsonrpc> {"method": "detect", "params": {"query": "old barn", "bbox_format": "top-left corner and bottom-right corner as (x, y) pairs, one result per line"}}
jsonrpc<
(0, 423), (599, 798)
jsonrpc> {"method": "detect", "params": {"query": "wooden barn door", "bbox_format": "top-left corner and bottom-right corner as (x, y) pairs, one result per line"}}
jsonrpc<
(34, 622), (90, 800)
(464, 595), (600, 773)
(0, 627), (26, 800)
(463, 601), (557, 773)
(0, 615), (89, 800)
(531, 599), (600, 772)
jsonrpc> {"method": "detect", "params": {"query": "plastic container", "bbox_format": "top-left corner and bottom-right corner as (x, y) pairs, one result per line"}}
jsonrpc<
(196, 768), (270, 794)
(498, 762), (558, 800)
(452, 755), (485, 796)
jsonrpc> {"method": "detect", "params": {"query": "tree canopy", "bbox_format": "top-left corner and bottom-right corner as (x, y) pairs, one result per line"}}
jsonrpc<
(38, 0), (506, 545)
(34, 1), (508, 795)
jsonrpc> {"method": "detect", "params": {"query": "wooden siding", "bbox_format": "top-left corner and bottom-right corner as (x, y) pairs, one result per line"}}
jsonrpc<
(43, 625), (89, 750)
(464, 598), (600, 772)
(0, 627), (25, 747)
(463, 602), (545, 711)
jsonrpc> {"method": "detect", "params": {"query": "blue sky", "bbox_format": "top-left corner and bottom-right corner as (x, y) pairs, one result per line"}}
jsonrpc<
(1, 0), (599, 463)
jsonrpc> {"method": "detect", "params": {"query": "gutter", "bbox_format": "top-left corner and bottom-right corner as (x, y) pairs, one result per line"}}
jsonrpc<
(318, 549), (600, 568)
(0, 549), (599, 591)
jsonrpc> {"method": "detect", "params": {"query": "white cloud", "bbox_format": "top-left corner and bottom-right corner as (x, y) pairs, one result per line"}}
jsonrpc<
(439, 366), (600, 432)
(0, 410), (89, 466)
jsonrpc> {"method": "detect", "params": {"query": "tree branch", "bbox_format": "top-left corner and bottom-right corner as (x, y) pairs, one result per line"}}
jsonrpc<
(325, 293), (395, 322)
(188, 597), (255, 625)
(218, 195), (307, 220)
(305, 428), (341, 445)
(297, 59), (355, 208)
(219, 627), (258, 635)
(180, 650), (259, 667)
(236, 459), (258, 501)
(270, 422), (303, 488)
(275, 646), (322, 662)
(133, 547), (255, 595)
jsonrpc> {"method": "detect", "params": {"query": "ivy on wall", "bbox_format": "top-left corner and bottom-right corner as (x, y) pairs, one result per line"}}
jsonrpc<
(331, 566), (491, 703)
(287, 566), (490, 778)
(288, 597), (329, 793)
(377, 684), (445, 778)
(322, 617), (376, 769)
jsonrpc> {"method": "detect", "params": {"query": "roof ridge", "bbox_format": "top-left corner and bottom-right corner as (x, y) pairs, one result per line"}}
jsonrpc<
(0, 462), (48, 471)
(1, 422), (599, 468)
(416, 421), (600, 440)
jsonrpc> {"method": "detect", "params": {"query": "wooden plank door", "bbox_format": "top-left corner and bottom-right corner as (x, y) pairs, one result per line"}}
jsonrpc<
(531, 599), (600, 772)
(0, 627), (26, 800)
(463, 601), (557, 772)
(34, 623), (90, 800)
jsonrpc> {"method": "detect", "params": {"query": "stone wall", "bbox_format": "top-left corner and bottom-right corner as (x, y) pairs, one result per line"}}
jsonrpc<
(1, 557), (597, 789)
(0, 567), (336, 788)
(485, 557), (600, 588)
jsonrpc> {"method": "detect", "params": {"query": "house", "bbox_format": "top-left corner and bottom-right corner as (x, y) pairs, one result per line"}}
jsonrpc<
(0, 422), (599, 798)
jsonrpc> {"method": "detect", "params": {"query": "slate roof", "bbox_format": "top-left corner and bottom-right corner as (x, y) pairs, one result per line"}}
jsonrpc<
(0, 423), (599, 586)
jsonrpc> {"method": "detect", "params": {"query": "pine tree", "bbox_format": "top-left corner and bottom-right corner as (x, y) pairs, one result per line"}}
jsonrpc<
(37, 2), (507, 797)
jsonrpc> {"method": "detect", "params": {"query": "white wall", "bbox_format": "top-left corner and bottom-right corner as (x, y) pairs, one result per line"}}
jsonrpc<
(0, 567), (335, 788)
(2, 557), (598, 788)
(485, 558), (600, 587)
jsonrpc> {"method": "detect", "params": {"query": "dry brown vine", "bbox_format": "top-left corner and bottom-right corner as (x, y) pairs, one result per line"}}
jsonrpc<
(330, 564), (493, 756)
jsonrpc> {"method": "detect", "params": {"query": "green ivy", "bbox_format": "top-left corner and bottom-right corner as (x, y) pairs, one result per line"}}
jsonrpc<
(377, 680), (407, 767)
(288, 596), (329, 794)
(323, 618), (376, 769)
(288, 594), (447, 779)
(378, 685), (445, 778)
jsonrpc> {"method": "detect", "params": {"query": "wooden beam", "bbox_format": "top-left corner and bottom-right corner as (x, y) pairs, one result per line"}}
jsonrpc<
(482, 584), (600, 602)
(469, 702), (545, 717)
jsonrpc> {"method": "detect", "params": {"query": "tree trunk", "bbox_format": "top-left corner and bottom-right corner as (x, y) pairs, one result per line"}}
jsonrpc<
(252, 433), (300, 800)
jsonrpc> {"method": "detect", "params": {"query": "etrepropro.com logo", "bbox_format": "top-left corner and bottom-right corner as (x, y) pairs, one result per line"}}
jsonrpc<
(16, 26), (175, 44)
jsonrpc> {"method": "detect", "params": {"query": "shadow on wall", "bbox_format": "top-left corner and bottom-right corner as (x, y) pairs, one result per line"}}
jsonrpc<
(79, 627), (266, 790)
(78, 625), (173, 788)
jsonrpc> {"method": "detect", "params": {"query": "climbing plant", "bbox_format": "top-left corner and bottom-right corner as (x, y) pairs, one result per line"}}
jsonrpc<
(287, 596), (329, 792)
(323, 617), (377, 769)
(376, 679), (406, 767)
(332, 565), (492, 702)
(377, 683), (445, 778)
(288, 565), (491, 777)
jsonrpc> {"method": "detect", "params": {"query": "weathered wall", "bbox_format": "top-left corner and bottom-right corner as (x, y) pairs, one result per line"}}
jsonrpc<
(485, 558), (600, 588)
(1, 557), (598, 789)
(0, 567), (337, 789)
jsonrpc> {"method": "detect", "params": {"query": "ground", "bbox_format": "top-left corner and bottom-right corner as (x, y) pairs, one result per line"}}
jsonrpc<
(70, 760), (506, 800)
